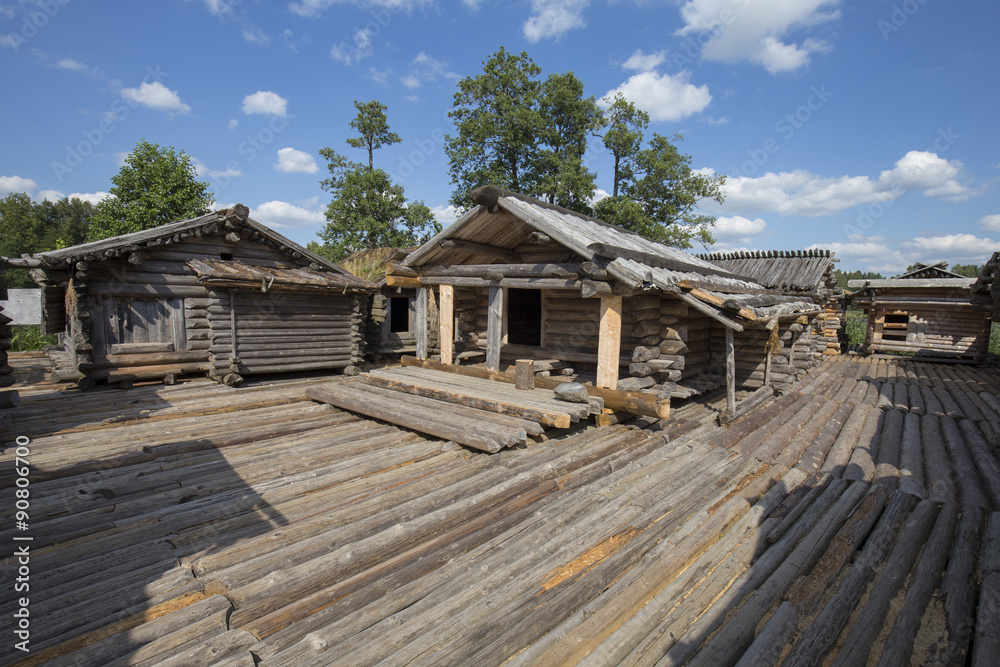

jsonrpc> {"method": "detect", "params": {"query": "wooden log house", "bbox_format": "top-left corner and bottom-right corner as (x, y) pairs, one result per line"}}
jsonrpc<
(972, 251), (1000, 326)
(700, 248), (846, 366)
(21, 205), (375, 388)
(849, 261), (992, 359)
(387, 186), (826, 418)
(343, 247), (440, 362)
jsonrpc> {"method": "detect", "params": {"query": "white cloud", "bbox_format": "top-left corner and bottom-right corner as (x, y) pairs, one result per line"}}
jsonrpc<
(979, 214), (1000, 232)
(275, 147), (318, 174)
(367, 67), (392, 85)
(38, 190), (110, 205)
(55, 58), (98, 77)
(901, 234), (998, 259)
(193, 158), (244, 181)
(202, 0), (234, 17)
(252, 200), (325, 229)
(602, 71), (712, 122)
(0, 175), (37, 197)
(431, 204), (460, 228)
(622, 49), (667, 72)
(228, 119), (239, 130)
(720, 151), (975, 218)
(401, 51), (458, 90)
(712, 215), (767, 245)
(676, 0), (840, 73)
(809, 235), (911, 273)
(241, 90), (288, 117)
(120, 81), (191, 114)
(523, 0), (589, 42)
(243, 27), (270, 45)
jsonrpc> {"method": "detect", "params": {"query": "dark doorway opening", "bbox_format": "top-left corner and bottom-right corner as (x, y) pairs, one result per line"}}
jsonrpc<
(507, 289), (542, 346)
(388, 296), (411, 333)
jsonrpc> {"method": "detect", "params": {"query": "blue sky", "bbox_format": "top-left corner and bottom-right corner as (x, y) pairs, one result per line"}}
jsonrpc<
(1, 0), (997, 273)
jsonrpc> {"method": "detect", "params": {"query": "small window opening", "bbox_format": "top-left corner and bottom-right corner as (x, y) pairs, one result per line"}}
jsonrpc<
(882, 312), (909, 341)
(220, 252), (234, 261)
(388, 296), (411, 333)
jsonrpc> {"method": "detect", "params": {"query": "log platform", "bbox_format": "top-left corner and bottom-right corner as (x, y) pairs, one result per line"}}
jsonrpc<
(1, 354), (998, 666)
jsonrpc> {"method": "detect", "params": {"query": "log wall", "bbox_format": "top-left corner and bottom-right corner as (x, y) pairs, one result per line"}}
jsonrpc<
(711, 316), (820, 393)
(46, 234), (367, 383)
(365, 289), (440, 361)
(856, 287), (990, 357)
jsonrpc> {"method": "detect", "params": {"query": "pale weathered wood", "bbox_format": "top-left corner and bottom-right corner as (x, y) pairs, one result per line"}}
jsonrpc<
(487, 286), (504, 372)
(726, 327), (736, 414)
(514, 359), (534, 390)
(439, 284), (454, 365)
(415, 286), (429, 360)
(596, 295), (622, 390)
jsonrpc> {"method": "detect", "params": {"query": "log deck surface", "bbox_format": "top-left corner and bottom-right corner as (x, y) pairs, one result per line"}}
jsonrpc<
(1, 355), (998, 666)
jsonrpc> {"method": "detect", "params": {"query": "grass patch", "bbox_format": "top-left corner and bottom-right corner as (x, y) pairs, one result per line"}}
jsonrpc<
(991, 322), (1000, 356)
(10, 325), (57, 352)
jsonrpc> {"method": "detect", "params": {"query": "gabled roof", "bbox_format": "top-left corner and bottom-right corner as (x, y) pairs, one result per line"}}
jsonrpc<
(32, 205), (352, 277)
(895, 261), (967, 280)
(187, 258), (373, 293)
(697, 249), (838, 295)
(399, 187), (821, 328)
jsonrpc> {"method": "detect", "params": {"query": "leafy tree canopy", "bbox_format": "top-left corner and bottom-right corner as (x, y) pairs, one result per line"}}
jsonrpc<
(594, 132), (725, 249)
(835, 269), (885, 291)
(950, 263), (983, 278)
(316, 101), (439, 262)
(346, 99), (401, 170)
(88, 139), (214, 241)
(446, 48), (600, 212)
(0, 193), (93, 286)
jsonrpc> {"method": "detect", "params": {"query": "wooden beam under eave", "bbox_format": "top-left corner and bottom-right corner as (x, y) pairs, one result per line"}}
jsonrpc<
(597, 295), (623, 390)
(486, 285), (504, 371)
(415, 287), (429, 360)
(385, 275), (422, 289)
(439, 284), (454, 365)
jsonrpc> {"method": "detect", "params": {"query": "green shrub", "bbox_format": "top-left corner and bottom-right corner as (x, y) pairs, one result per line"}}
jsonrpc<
(10, 325), (57, 352)
(845, 308), (867, 348)
(990, 322), (1000, 356)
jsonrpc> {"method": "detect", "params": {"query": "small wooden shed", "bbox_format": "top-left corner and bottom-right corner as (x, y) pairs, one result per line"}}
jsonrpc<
(699, 249), (845, 357)
(25, 205), (375, 387)
(386, 186), (825, 415)
(849, 261), (991, 359)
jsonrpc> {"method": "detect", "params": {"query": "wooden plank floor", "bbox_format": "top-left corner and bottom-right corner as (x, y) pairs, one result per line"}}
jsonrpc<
(1, 356), (998, 666)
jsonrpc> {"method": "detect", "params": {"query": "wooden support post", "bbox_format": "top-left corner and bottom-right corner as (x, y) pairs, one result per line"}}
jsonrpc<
(597, 295), (623, 390)
(229, 291), (238, 364)
(515, 359), (534, 390)
(439, 284), (454, 365)
(415, 286), (429, 360)
(486, 285), (504, 371)
(726, 326), (736, 414)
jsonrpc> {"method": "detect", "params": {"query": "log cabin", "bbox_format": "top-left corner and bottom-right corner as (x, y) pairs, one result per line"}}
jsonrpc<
(699, 248), (846, 358)
(388, 186), (828, 418)
(343, 247), (440, 362)
(849, 261), (991, 359)
(21, 205), (375, 388)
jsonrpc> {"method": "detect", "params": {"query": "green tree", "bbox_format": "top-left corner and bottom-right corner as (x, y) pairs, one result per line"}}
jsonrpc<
(949, 263), (982, 278)
(446, 48), (543, 207)
(346, 100), (401, 170)
(534, 72), (602, 211)
(0, 193), (93, 286)
(596, 94), (648, 198)
(88, 140), (213, 241)
(317, 102), (438, 261)
(595, 132), (726, 249)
